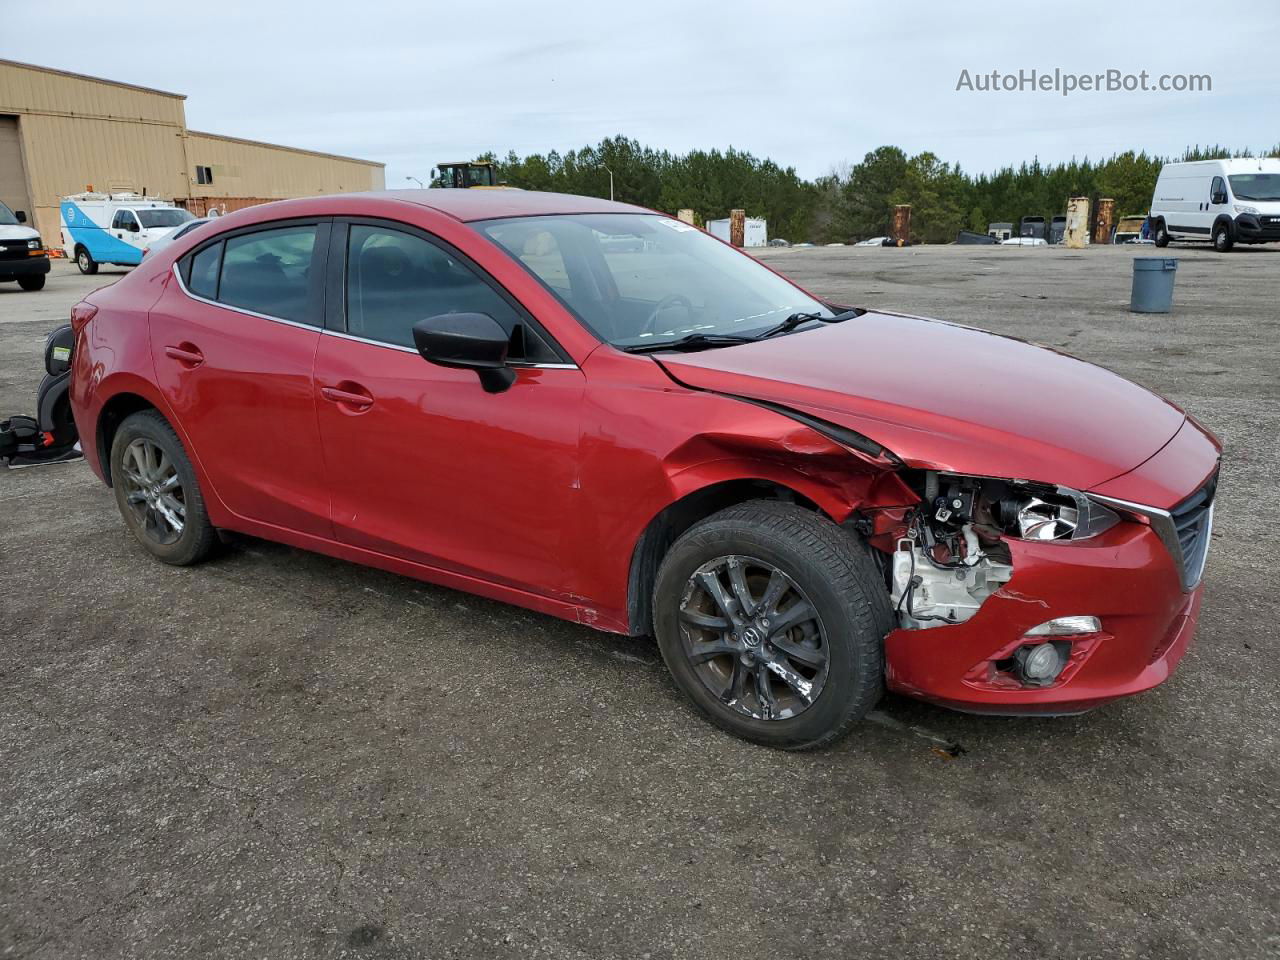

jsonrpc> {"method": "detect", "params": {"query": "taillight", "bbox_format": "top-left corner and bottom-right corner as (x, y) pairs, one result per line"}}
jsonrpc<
(70, 302), (99, 333)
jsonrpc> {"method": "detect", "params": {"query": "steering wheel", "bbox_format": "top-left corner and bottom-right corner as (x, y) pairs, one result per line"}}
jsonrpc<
(641, 294), (694, 337)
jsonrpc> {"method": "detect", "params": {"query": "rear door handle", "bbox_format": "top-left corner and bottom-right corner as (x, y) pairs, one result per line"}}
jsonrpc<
(164, 344), (204, 367)
(320, 384), (374, 411)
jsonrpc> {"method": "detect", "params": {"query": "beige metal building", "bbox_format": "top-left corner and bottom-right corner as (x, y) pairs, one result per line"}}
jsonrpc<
(0, 59), (385, 245)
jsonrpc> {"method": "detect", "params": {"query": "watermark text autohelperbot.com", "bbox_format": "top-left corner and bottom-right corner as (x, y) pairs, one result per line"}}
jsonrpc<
(956, 68), (1212, 96)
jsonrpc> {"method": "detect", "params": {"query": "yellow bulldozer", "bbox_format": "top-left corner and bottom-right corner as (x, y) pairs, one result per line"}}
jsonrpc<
(434, 162), (499, 189)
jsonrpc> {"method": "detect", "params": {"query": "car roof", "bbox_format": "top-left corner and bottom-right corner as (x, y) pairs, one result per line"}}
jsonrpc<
(370, 189), (650, 222)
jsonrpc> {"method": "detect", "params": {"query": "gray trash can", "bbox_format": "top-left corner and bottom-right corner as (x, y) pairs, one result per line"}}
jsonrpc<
(1130, 257), (1178, 313)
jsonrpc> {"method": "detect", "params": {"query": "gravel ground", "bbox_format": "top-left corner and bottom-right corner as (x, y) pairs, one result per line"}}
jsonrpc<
(1, 247), (1277, 960)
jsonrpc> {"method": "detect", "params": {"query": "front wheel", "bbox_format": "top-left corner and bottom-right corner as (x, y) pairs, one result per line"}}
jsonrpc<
(17, 274), (45, 291)
(1212, 223), (1234, 252)
(76, 247), (98, 275)
(653, 501), (891, 750)
(110, 410), (218, 566)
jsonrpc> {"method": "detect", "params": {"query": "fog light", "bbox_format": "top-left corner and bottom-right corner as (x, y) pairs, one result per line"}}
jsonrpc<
(1025, 616), (1100, 637)
(1013, 641), (1066, 686)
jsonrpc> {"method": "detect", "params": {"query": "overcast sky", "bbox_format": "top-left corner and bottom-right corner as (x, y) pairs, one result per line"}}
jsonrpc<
(4, 1), (1277, 186)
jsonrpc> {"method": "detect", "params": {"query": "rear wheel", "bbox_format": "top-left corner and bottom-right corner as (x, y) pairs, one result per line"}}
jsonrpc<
(653, 500), (891, 750)
(17, 274), (45, 291)
(1153, 221), (1170, 247)
(1213, 222), (1234, 252)
(76, 246), (98, 275)
(110, 410), (217, 566)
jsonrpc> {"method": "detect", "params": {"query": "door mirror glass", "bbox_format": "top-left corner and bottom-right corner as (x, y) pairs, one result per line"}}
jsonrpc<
(412, 312), (515, 393)
(129, 220), (141, 233)
(15, 210), (26, 224)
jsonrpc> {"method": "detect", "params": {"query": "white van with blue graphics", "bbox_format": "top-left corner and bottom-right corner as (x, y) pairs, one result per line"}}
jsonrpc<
(60, 193), (194, 274)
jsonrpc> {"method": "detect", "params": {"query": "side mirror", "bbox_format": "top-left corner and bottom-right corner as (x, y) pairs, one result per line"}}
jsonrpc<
(129, 221), (141, 233)
(1211, 191), (1227, 205)
(412, 312), (515, 393)
(15, 210), (26, 224)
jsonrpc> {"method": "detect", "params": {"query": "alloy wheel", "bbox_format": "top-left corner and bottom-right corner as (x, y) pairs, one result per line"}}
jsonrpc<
(678, 555), (829, 720)
(119, 437), (186, 545)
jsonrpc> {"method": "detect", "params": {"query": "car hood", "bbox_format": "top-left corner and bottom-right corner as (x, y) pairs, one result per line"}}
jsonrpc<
(656, 310), (1186, 491)
(0, 224), (40, 243)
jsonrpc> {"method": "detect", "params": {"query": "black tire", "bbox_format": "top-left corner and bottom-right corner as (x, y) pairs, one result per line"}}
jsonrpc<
(653, 500), (892, 750)
(110, 410), (217, 566)
(1153, 221), (1170, 247)
(76, 246), (98, 275)
(1212, 222), (1234, 252)
(17, 274), (46, 291)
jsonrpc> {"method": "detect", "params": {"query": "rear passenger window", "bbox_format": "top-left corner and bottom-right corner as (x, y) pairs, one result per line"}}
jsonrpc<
(345, 224), (557, 362)
(188, 242), (221, 299)
(218, 225), (316, 323)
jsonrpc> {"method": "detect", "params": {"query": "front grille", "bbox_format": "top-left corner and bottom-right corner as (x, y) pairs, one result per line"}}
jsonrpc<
(0, 241), (30, 262)
(1167, 471), (1217, 590)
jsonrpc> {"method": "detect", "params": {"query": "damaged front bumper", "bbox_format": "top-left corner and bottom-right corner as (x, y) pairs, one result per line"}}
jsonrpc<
(883, 522), (1202, 715)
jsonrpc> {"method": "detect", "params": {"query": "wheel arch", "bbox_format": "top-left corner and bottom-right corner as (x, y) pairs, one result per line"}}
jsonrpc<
(96, 392), (160, 486)
(625, 476), (828, 637)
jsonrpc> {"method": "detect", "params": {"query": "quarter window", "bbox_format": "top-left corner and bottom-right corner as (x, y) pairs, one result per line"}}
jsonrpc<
(218, 225), (317, 323)
(188, 241), (222, 300)
(345, 224), (556, 361)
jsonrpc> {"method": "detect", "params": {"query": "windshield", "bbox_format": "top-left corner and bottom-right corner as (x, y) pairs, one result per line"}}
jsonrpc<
(1228, 174), (1280, 202)
(0, 201), (18, 226)
(478, 213), (833, 348)
(137, 208), (194, 229)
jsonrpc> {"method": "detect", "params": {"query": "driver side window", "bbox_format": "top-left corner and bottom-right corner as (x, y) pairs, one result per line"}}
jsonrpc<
(344, 224), (559, 363)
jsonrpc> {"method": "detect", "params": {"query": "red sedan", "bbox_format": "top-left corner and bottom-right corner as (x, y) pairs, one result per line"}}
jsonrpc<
(68, 189), (1220, 749)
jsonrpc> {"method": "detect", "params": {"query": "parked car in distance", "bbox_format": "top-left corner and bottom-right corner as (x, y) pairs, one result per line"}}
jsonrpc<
(66, 190), (1220, 749)
(1113, 215), (1152, 244)
(0, 199), (50, 291)
(1149, 157), (1280, 251)
(1018, 215), (1046, 240)
(142, 216), (217, 258)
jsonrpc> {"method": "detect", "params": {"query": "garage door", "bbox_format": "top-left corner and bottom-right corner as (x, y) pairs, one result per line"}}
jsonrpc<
(0, 115), (33, 219)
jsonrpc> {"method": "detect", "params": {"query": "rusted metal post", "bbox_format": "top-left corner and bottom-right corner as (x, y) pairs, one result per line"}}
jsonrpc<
(677, 208), (695, 225)
(729, 209), (745, 247)
(1094, 198), (1115, 245)
(1065, 196), (1090, 248)
(891, 205), (912, 246)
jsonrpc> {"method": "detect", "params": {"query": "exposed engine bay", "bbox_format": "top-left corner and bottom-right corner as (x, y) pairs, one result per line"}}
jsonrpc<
(883, 471), (1120, 629)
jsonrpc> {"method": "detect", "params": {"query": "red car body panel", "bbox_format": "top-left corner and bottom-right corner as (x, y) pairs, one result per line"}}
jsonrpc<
(147, 283), (333, 538)
(1089, 416), (1221, 509)
(312, 335), (586, 595)
(656, 311), (1188, 492)
(69, 190), (1222, 715)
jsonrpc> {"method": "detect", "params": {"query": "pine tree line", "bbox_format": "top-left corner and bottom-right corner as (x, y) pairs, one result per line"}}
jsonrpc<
(476, 137), (1280, 244)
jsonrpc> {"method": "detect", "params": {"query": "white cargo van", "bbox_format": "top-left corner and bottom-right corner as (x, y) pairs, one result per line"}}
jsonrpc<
(1149, 157), (1280, 252)
(60, 192), (194, 274)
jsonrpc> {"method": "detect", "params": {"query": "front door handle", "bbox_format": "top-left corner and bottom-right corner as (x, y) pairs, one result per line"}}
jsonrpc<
(320, 383), (374, 411)
(164, 343), (204, 368)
